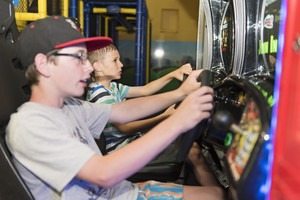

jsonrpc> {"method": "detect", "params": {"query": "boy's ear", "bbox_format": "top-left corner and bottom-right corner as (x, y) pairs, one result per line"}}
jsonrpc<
(93, 61), (102, 72)
(35, 53), (51, 77)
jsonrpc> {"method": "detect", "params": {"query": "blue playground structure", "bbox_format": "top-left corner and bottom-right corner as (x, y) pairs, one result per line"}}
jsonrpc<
(70, 0), (150, 86)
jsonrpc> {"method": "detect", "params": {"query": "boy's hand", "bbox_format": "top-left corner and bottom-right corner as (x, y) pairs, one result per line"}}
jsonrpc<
(177, 69), (204, 97)
(172, 63), (193, 81)
(171, 86), (214, 133)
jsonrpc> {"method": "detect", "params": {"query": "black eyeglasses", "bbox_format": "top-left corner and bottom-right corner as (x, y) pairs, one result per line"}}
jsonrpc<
(51, 52), (88, 64)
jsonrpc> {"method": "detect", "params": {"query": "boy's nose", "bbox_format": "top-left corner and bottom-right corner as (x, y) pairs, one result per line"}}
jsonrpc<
(119, 61), (124, 68)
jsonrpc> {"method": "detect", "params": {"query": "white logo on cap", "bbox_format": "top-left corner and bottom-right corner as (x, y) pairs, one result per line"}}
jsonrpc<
(66, 18), (77, 30)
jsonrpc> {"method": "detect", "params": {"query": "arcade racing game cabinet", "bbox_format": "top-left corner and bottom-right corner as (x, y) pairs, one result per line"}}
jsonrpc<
(196, 0), (281, 199)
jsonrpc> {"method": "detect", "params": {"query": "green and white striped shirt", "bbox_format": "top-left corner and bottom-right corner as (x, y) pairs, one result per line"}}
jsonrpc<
(86, 82), (143, 153)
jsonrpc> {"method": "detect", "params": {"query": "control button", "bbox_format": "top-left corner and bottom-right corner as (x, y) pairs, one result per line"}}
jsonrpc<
(224, 132), (233, 147)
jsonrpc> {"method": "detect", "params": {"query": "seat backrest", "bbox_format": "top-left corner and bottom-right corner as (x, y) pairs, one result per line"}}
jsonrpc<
(0, 127), (34, 200)
(0, 0), (33, 199)
(0, 0), (28, 127)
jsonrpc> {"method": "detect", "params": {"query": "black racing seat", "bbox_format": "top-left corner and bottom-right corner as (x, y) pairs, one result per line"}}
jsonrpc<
(0, 128), (34, 200)
(0, 0), (33, 199)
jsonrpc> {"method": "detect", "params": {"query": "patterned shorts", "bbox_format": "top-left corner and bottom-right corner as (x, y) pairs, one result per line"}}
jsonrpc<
(136, 180), (183, 200)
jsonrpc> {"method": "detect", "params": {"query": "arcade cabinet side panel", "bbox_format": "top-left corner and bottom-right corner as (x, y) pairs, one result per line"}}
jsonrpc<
(271, 0), (300, 199)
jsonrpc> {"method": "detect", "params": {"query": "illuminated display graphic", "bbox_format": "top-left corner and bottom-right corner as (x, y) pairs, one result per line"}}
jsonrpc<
(258, 0), (281, 71)
(227, 99), (262, 181)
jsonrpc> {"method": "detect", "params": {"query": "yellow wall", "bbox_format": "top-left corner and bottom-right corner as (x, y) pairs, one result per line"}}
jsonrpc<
(146, 0), (199, 42)
(119, 0), (199, 42)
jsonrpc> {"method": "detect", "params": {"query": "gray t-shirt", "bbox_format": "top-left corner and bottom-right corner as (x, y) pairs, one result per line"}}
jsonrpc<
(6, 97), (138, 200)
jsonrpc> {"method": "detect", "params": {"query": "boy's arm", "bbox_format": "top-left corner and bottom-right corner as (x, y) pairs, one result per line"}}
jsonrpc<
(126, 63), (192, 98)
(109, 69), (201, 124)
(76, 86), (214, 188)
(114, 105), (175, 135)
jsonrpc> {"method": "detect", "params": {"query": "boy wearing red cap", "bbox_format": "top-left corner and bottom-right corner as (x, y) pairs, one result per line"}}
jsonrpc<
(6, 16), (225, 200)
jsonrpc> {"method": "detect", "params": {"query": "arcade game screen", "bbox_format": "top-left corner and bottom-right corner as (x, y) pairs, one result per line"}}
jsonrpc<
(226, 99), (262, 182)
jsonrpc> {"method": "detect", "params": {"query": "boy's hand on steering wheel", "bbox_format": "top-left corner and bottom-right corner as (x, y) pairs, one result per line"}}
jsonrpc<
(177, 69), (204, 98)
(171, 63), (193, 81)
(171, 86), (214, 133)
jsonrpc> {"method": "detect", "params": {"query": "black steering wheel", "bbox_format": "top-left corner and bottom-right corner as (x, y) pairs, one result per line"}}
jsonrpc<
(175, 70), (213, 161)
